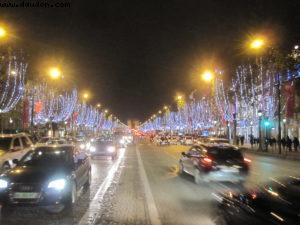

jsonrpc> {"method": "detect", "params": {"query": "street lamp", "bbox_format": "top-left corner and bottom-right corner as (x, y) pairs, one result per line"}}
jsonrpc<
(176, 95), (183, 101)
(96, 103), (101, 108)
(201, 70), (214, 82)
(164, 106), (168, 110)
(0, 26), (7, 39)
(258, 110), (263, 151)
(49, 67), (61, 80)
(250, 38), (265, 50)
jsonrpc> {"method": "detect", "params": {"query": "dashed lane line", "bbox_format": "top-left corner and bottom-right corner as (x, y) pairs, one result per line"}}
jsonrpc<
(136, 146), (162, 225)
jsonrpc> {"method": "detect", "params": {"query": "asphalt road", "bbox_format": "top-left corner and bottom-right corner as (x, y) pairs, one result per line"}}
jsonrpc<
(1, 142), (299, 225)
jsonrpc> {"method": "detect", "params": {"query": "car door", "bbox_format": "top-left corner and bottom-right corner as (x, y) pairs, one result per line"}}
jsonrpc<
(73, 148), (88, 188)
(182, 146), (201, 174)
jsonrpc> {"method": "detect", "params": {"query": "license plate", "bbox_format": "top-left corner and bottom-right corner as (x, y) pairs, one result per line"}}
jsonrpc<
(13, 192), (40, 199)
(219, 166), (239, 173)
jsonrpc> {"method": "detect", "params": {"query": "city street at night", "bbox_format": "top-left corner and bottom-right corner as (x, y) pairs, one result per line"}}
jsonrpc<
(0, 1), (299, 224)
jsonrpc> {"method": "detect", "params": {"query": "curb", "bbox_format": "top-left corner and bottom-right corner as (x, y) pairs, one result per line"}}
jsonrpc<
(241, 148), (300, 161)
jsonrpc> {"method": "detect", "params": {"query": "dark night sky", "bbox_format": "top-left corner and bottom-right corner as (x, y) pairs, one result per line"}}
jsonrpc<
(1, 0), (299, 122)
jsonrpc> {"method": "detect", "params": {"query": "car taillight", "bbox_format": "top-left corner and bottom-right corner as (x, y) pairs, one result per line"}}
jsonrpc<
(200, 157), (212, 167)
(244, 157), (251, 163)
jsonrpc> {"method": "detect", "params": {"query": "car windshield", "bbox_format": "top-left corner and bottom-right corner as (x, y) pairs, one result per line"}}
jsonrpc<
(207, 147), (243, 160)
(0, 137), (12, 151)
(19, 146), (72, 167)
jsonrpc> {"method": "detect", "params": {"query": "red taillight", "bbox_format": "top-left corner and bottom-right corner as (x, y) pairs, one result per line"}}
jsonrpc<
(244, 157), (251, 163)
(203, 157), (212, 163)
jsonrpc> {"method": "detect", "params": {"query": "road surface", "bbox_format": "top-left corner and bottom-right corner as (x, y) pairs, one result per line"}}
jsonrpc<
(1, 142), (299, 225)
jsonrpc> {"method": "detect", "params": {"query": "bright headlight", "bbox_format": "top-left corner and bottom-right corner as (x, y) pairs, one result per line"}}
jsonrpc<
(107, 146), (116, 153)
(48, 179), (66, 190)
(80, 144), (85, 149)
(86, 142), (91, 149)
(119, 139), (125, 144)
(0, 179), (8, 189)
(90, 146), (96, 152)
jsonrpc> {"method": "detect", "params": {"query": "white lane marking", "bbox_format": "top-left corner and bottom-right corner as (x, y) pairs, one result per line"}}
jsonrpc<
(136, 146), (162, 225)
(78, 148), (126, 225)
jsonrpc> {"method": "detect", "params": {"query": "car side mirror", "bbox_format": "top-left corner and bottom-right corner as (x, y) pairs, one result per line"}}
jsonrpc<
(12, 159), (19, 165)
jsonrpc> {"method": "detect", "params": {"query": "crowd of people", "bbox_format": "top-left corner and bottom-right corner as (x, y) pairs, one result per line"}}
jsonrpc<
(247, 134), (300, 152)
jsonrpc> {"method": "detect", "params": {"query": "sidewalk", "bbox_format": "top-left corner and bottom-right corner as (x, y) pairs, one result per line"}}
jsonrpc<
(239, 143), (300, 161)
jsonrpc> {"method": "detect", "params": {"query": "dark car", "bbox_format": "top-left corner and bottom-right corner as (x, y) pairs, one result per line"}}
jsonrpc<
(89, 139), (118, 160)
(215, 176), (300, 225)
(179, 144), (250, 184)
(0, 145), (91, 214)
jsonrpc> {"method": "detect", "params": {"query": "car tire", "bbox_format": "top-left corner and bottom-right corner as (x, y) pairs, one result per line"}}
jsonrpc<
(65, 181), (77, 212)
(194, 169), (203, 185)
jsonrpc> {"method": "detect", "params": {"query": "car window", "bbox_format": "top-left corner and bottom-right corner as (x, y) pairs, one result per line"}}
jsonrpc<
(19, 147), (72, 166)
(187, 147), (200, 156)
(0, 137), (12, 151)
(13, 138), (21, 148)
(207, 147), (243, 160)
(74, 148), (87, 165)
(21, 137), (31, 148)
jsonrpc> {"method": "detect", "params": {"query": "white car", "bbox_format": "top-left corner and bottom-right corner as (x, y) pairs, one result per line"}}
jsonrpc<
(0, 133), (33, 171)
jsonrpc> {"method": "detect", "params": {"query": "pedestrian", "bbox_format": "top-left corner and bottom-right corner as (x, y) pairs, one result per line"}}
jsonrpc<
(236, 136), (240, 146)
(293, 137), (299, 152)
(240, 135), (245, 146)
(271, 137), (277, 150)
(250, 135), (254, 148)
(286, 136), (292, 152)
(281, 137), (286, 150)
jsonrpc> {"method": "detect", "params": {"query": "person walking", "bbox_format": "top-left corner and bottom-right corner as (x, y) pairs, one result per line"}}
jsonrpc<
(281, 137), (286, 150)
(250, 135), (254, 148)
(286, 136), (292, 152)
(293, 137), (299, 152)
(240, 135), (245, 146)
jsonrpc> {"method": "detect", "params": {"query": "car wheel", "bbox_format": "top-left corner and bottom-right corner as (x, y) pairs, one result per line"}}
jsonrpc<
(65, 181), (77, 212)
(194, 169), (203, 185)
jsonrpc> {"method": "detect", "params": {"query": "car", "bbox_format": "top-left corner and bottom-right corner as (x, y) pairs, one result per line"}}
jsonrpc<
(0, 144), (91, 214)
(215, 176), (300, 225)
(179, 144), (250, 184)
(206, 137), (230, 144)
(184, 136), (194, 145)
(36, 138), (67, 146)
(0, 133), (33, 172)
(88, 139), (118, 160)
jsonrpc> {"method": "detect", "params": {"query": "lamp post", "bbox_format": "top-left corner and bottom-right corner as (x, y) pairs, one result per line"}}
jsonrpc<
(258, 110), (263, 151)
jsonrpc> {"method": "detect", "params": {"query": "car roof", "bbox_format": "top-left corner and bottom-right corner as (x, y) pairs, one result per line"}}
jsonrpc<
(34, 144), (74, 149)
(198, 143), (238, 149)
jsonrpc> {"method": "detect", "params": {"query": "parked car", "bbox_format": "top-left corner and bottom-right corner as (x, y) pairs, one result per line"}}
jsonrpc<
(0, 133), (33, 171)
(88, 139), (118, 160)
(179, 144), (250, 184)
(215, 176), (300, 225)
(0, 144), (91, 214)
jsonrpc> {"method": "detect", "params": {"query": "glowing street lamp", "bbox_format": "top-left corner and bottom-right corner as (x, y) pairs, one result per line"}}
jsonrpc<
(177, 95), (183, 101)
(202, 70), (214, 82)
(49, 67), (61, 80)
(164, 106), (168, 110)
(0, 27), (7, 39)
(96, 103), (101, 108)
(250, 38), (265, 50)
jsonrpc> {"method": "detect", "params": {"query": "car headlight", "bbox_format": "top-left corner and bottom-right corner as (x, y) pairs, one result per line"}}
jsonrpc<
(89, 146), (96, 152)
(107, 146), (116, 153)
(80, 144), (85, 149)
(119, 139), (125, 144)
(48, 179), (66, 190)
(0, 179), (8, 189)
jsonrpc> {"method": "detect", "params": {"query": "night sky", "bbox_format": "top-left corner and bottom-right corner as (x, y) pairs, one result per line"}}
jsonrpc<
(1, 0), (299, 122)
